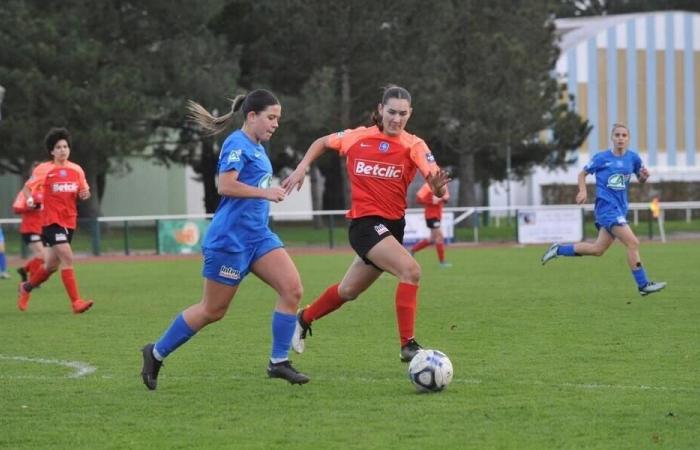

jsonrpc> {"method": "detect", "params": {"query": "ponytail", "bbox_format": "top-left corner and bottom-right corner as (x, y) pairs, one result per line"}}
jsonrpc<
(186, 95), (245, 136)
(187, 89), (279, 136)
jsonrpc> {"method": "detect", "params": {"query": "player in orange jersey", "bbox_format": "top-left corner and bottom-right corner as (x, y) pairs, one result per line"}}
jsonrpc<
(410, 181), (451, 267)
(17, 128), (93, 314)
(283, 85), (451, 362)
(12, 183), (46, 282)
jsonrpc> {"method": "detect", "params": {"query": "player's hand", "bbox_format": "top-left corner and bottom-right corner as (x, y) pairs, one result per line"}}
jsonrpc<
(78, 189), (91, 200)
(265, 186), (286, 203)
(575, 190), (587, 205)
(638, 167), (650, 183)
(427, 169), (452, 197)
(281, 166), (306, 195)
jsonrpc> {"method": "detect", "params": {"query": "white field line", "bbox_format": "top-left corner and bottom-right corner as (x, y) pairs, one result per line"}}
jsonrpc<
(0, 364), (697, 394)
(0, 354), (97, 378)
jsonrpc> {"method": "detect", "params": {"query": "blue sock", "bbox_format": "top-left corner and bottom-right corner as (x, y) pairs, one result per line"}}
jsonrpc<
(557, 244), (577, 257)
(632, 267), (648, 288)
(0, 252), (6, 271)
(154, 313), (196, 360)
(270, 311), (297, 362)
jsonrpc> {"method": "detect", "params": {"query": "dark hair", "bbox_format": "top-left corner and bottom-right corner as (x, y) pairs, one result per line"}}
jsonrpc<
(187, 89), (280, 136)
(370, 85), (412, 130)
(44, 127), (71, 156)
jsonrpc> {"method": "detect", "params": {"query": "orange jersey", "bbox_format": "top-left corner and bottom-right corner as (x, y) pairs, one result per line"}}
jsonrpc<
(25, 161), (89, 229)
(416, 182), (450, 220)
(327, 126), (439, 219)
(12, 190), (43, 234)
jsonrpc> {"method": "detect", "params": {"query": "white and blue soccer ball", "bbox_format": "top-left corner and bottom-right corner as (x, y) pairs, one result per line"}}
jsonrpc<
(408, 349), (453, 393)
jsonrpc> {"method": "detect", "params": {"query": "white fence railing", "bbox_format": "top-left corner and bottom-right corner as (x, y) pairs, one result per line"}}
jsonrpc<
(0, 201), (698, 255)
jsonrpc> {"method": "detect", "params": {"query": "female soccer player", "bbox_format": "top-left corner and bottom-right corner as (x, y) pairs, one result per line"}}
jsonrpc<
(541, 123), (666, 296)
(17, 128), (93, 313)
(410, 181), (451, 267)
(13, 176), (45, 282)
(282, 85), (450, 362)
(141, 89), (309, 390)
(0, 227), (8, 279)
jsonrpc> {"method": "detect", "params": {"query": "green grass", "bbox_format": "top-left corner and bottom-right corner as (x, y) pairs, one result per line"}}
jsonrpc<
(0, 243), (698, 449)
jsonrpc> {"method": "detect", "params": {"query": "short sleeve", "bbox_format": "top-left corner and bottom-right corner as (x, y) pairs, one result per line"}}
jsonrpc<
(409, 139), (439, 179)
(583, 153), (604, 174)
(633, 153), (643, 175)
(326, 127), (368, 155)
(219, 139), (246, 174)
(24, 162), (52, 191)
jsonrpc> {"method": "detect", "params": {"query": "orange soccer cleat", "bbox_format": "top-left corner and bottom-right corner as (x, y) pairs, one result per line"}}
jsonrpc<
(17, 282), (31, 311)
(72, 299), (94, 314)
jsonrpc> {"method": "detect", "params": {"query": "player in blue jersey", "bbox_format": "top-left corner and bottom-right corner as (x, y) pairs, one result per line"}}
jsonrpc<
(141, 89), (309, 390)
(541, 123), (666, 296)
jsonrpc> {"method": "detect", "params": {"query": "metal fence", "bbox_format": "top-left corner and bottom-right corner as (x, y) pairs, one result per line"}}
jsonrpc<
(1, 202), (699, 257)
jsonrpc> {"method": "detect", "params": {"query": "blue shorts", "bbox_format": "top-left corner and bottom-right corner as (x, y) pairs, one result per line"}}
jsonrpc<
(594, 207), (628, 236)
(202, 235), (283, 286)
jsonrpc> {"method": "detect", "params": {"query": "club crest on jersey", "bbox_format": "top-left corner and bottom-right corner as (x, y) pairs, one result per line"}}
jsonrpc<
(258, 173), (272, 189)
(426, 152), (435, 163)
(607, 174), (627, 190)
(354, 159), (402, 179)
(59, 169), (67, 177)
(219, 265), (241, 280)
(227, 149), (242, 163)
(379, 141), (390, 153)
(374, 224), (389, 235)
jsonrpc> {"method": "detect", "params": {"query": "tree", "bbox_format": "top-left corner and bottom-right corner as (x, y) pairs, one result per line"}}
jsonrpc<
(0, 1), (171, 215)
(396, 0), (590, 206)
(557, 0), (700, 17)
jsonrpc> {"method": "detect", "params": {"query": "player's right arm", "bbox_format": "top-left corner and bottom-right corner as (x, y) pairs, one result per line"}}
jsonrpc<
(22, 162), (51, 207)
(281, 134), (333, 194)
(217, 170), (285, 203)
(575, 170), (588, 204)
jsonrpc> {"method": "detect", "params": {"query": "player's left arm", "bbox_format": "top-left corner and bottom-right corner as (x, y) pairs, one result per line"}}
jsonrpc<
(411, 141), (451, 197)
(635, 156), (649, 183)
(76, 165), (91, 200)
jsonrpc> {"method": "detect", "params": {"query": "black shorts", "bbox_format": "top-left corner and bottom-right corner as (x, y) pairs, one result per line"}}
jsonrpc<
(426, 218), (441, 229)
(348, 216), (405, 268)
(22, 233), (44, 245)
(42, 224), (74, 246)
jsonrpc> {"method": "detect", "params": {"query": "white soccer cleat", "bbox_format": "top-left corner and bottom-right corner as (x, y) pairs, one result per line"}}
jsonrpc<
(291, 311), (311, 354)
(541, 243), (560, 265)
(639, 281), (667, 296)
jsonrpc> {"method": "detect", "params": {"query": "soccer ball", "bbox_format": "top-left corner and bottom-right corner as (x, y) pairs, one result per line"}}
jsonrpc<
(408, 349), (453, 393)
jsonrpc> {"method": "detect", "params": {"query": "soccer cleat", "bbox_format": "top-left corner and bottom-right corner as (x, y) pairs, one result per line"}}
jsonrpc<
(141, 343), (163, 391)
(17, 282), (31, 311)
(17, 267), (28, 282)
(291, 310), (312, 354)
(72, 299), (94, 314)
(0, 271), (10, 279)
(639, 281), (667, 296)
(439, 262), (452, 268)
(267, 360), (310, 385)
(541, 243), (560, 265)
(400, 338), (424, 363)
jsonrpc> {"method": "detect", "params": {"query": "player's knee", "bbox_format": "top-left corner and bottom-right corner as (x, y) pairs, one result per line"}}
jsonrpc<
(627, 237), (640, 251)
(281, 281), (303, 307)
(398, 261), (421, 284)
(337, 284), (360, 301)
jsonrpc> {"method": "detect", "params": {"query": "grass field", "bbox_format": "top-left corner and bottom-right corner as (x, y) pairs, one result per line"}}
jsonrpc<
(1, 242), (698, 449)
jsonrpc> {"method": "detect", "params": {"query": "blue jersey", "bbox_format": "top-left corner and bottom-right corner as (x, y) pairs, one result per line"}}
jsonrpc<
(584, 149), (643, 215)
(203, 130), (276, 252)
